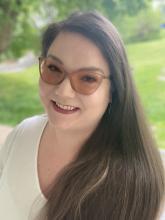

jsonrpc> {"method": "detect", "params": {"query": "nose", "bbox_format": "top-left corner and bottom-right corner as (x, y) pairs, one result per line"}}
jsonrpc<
(54, 77), (76, 98)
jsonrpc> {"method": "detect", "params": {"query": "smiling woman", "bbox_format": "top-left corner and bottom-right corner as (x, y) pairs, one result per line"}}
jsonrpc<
(39, 31), (110, 132)
(0, 11), (164, 220)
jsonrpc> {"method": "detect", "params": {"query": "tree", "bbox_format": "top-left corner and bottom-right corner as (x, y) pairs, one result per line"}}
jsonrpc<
(101, 0), (151, 20)
(0, 0), (40, 58)
(0, 0), (151, 59)
(0, 0), (103, 59)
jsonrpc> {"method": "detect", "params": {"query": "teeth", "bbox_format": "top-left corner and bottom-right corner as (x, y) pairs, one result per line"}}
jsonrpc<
(55, 101), (76, 111)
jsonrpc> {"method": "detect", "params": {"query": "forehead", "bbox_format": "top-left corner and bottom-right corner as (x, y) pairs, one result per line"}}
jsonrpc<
(47, 32), (109, 75)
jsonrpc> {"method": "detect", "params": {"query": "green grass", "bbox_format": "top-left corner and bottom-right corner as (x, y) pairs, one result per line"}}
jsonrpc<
(0, 38), (165, 148)
(0, 65), (43, 125)
(127, 38), (165, 149)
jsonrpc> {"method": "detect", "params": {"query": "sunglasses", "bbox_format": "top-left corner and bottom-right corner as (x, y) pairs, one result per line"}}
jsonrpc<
(39, 55), (109, 95)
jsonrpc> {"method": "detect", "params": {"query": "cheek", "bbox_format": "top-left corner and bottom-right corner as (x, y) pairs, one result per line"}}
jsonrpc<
(39, 80), (45, 100)
(39, 79), (51, 103)
(39, 83), (54, 114)
(96, 82), (111, 106)
(83, 84), (110, 112)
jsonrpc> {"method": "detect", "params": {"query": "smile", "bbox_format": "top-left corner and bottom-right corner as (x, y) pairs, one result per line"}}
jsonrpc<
(55, 101), (76, 110)
(51, 100), (80, 114)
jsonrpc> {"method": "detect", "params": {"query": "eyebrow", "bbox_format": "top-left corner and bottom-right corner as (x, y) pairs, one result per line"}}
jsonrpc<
(47, 53), (106, 75)
(47, 54), (63, 64)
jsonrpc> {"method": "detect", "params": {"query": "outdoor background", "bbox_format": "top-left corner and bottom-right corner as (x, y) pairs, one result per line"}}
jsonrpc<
(0, 0), (165, 149)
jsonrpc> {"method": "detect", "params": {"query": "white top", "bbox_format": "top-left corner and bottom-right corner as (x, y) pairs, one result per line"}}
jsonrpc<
(0, 115), (48, 220)
(0, 114), (165, 219)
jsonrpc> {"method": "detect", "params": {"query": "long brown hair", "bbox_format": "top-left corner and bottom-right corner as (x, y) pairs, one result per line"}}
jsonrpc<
(40, 11), (165, 220)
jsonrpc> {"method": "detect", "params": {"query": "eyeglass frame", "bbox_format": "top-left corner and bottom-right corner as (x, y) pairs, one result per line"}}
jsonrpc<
(38, 55), (110, 95)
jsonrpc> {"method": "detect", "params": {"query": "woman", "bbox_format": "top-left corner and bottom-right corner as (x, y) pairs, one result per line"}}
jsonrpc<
(0, 11), (164, 220)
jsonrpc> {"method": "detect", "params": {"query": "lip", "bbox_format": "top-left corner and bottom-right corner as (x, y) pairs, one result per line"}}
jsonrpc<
(51, 100), (80, 114)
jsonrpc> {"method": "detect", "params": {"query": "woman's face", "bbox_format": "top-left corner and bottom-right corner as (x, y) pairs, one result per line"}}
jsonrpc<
(39, 32), (111, 132)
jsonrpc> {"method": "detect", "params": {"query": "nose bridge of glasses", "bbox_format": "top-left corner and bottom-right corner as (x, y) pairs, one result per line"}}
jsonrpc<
(61, 67), (80, 85)
(55, 73), (76, 96)
(60, 65), (74, 80)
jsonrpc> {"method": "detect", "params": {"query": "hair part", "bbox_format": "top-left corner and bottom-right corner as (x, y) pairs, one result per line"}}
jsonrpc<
(40, 11), (165, 220)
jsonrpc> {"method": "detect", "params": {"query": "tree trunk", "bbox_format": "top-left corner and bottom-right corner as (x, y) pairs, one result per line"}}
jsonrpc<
(0, 21), (15, 54)
(0, 1), (21, 55)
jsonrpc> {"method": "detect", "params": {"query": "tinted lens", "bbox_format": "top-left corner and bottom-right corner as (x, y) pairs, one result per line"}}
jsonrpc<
(40, 58), (64, 84)
(39, 57), (106, 95)
(71, 71), (102, 95)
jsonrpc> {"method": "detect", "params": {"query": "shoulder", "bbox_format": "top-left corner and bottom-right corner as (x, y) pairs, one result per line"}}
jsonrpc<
(8, 114), (48, 143)
(2, 114), (48, 140)
(18, 114), (48, 132)
(0, 114), (48, 170)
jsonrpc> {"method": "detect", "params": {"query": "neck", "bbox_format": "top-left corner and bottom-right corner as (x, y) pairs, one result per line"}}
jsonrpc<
(44, 121), (95, 161)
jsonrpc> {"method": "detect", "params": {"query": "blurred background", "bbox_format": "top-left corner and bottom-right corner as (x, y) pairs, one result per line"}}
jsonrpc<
(0, 0), (165, 149)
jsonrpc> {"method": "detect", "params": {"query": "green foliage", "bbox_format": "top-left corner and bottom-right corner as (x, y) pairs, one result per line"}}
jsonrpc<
(51, 0), (103, 19)
(0, 0), (41, 59)
(115, 8), (163, 43)
(0, 0), (103, 59)
(102, 0), (151, 19)
(6, 15), (41, 58)
(0, 0), (153, 59)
